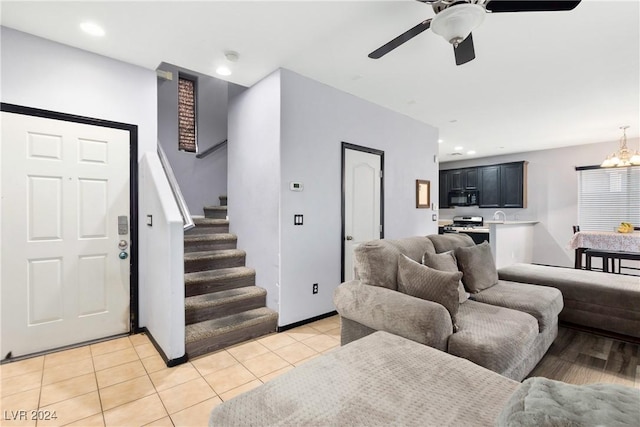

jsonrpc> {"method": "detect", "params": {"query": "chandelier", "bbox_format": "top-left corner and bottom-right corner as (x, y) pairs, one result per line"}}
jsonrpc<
(601, 126), (640, 167)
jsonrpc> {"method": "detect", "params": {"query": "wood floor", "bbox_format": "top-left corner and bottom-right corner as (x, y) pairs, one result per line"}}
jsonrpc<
(528, 326), (639, 389)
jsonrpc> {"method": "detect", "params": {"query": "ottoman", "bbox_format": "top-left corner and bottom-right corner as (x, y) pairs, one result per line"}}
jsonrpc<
(209, 331), (520, 426)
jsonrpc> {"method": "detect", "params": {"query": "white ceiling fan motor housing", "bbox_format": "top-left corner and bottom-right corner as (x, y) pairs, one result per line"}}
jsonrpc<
(431, 3), (486, 47)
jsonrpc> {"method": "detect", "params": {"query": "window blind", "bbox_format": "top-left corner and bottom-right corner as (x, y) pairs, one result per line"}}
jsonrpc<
(578, 166), (640, 231)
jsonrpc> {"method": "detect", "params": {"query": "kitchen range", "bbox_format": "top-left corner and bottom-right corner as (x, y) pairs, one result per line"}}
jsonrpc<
(439, 216), (490, 245)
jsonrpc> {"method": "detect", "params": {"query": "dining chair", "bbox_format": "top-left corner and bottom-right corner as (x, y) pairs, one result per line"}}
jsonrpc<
(573, 225), (586, 269)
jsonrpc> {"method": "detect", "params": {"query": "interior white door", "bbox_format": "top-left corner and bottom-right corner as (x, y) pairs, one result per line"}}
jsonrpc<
(344, 148), (382, 281)
(1, 111), (131, 358)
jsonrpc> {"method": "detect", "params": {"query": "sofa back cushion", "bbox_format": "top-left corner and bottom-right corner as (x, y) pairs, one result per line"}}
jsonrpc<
(354, 237), (436, 290)
(397, 254), (462, 331)
(455, 241), (499, 293)
(422, 251), (470, 303)
(427, 234), (475, 253)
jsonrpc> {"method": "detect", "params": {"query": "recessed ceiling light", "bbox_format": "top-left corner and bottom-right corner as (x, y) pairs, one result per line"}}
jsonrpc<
(438, 139), (443, 144)
(467, 150), (476, 155)
(216, 66), (232, 76)
(454, 146), (463, 151)
(225, 51), (239, 62)
(80, 22), (105, 37)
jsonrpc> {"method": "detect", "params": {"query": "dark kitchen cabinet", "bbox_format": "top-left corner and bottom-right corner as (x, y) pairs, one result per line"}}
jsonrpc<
(449, 170), (464, 191)
(501, 163), (525, 208)
(439, 170), (450, 208)
(479, 166), (501, 208)
(440, 162), (526, 209)
(465, 168), (478, 189)
(448, 168), (477, 191)
(478, 162), (527, 208)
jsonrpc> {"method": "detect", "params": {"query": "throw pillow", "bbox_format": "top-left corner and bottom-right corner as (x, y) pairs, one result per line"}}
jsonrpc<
(397, 254), (462, 331)
(422, 251), (470, 303)
(454, 241), (499, 293)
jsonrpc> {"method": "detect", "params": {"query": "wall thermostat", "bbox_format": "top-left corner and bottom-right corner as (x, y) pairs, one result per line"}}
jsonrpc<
(289, 182), (304, 192)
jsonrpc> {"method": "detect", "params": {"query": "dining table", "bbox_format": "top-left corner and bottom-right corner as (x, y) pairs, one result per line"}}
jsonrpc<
(569, 230), (640, 270)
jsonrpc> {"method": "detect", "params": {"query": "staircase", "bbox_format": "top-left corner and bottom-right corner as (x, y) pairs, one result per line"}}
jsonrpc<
(184, 197), (278, 359)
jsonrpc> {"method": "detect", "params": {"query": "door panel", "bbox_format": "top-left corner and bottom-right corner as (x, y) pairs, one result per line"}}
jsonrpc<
(343, 147), (383, 282)
(1, 111), (131, 357)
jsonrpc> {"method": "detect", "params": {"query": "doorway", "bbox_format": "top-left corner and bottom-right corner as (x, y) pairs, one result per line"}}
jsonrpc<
(1, 104), (138, 359)
(341, 143), (384, 282)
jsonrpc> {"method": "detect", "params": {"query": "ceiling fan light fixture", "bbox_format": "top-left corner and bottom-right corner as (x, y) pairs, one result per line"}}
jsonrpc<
(431, 3), (485, 47)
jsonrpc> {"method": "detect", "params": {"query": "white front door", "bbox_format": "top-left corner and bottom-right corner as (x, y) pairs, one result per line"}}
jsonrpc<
(343, 147), (383, 281)
(1, 111), (131, 358)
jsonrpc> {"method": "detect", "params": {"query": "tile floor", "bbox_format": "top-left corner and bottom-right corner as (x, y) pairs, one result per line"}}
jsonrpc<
(0, 316), (341, 427)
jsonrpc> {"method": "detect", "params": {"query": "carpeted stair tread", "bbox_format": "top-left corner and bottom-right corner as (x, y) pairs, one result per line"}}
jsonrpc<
(184, 249), (246, 273)
(193, 218), (229, 226)
(186, 307), (278, 344)
(185, 287), (266, 310)
(184, 233), (237, 252)
(185, 266), (255, 284)
(184, 233), (238, 243)
(184, 287), (267, 324)
(185, 267), (256, 296)
(184, 249), (245, 262)
(186, 218), (230, 235)
(204, 206), (228, 219)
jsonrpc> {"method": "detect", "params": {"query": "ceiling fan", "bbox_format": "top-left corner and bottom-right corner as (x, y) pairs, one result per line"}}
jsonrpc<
(368, 0), (581, 65)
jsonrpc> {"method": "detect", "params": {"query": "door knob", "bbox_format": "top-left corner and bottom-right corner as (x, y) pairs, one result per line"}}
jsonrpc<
(345, 235), (353, 241)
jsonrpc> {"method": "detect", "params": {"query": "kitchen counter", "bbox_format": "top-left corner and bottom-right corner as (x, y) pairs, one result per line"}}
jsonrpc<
(484, 220), (539, 225)
(487, 221), (538, 268)
(452, 228), (490, 233)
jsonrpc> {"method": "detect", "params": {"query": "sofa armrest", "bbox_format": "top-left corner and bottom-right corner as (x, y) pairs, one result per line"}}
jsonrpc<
(333, 281), (453, 351)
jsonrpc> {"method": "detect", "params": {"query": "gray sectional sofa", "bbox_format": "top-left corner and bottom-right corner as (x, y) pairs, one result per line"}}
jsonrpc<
(334, 234), (564, 381)
(498, 263), (640, 338)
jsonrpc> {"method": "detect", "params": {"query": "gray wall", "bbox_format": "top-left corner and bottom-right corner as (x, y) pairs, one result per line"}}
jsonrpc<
(439, 138), (640, 267)
(157, 62), (242, 214)
(0, 27), (171, 351)
(228, 70), (282, 318)
(229, 68), (439, 327)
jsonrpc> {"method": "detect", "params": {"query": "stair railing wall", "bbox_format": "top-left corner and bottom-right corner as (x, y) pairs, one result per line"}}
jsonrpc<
(157, 143), (195, 231)
(139, 152), (186, 362)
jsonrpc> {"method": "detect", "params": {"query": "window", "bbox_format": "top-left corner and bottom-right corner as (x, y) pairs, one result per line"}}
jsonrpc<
(577, 166), (640, 231)
(178, 75), (197, 152)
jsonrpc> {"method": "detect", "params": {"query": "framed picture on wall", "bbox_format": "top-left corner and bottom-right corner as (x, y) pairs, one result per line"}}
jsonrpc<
(416, 179), (430, 209)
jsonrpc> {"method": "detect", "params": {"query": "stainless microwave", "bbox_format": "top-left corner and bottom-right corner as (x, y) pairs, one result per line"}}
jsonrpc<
(448, 190), (478, 206)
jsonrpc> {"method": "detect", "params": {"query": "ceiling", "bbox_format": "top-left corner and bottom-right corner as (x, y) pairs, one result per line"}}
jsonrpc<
(2, 0), (639, 162)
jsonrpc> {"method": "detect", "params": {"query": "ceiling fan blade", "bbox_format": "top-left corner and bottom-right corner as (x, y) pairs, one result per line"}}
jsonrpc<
(485, 1), (581, 13)
(454, 33), (475, 66)
(368, 19), (432, 59)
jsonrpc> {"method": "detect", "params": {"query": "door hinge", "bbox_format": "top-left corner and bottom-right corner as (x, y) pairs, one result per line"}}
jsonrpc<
(379, 170), (383, 178)
(379, 224), (383, 233)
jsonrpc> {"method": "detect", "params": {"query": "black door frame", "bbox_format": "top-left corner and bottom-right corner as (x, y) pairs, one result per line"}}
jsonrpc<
(341, 142), (385, 282)
(1, 103), (140, 333)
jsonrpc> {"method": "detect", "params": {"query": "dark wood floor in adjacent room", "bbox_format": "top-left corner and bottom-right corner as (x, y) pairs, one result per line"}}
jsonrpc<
(528, 326), (639, 388)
